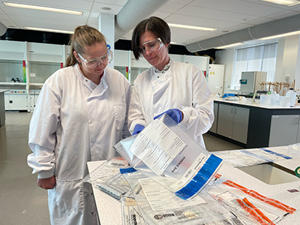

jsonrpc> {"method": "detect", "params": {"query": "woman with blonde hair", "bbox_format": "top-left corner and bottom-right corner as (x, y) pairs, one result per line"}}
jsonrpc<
(27, 25), (130, 225)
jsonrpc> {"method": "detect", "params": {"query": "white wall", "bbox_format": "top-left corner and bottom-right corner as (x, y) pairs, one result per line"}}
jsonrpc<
(215, 34), (300, 92)
(275, 35), (300, 83)
(215, 48), (234, 92)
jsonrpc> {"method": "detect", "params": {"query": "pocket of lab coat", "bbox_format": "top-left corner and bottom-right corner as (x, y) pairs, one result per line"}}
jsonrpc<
(113, 104), (126, 130)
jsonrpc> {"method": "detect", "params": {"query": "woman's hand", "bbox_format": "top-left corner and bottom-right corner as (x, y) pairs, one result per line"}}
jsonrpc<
(38, 176), (56, 189)
(154, 108), (183, 124)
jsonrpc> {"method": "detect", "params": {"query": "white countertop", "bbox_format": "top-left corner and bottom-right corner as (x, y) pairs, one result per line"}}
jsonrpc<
(215, 98), (300, 109)
(88, 145), (300, 225)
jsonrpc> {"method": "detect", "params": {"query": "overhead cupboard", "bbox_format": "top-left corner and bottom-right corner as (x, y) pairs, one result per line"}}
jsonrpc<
(0, 40), (210, 111)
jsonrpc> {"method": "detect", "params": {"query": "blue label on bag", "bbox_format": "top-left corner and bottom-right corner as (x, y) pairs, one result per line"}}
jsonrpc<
(260, 148), (292, 160)
(241, 150), (271, 162)
(120, 167), (137, 174)
(175, 154), (222, 200)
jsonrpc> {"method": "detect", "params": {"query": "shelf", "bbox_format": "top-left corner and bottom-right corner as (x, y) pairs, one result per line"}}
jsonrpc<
(29, 83), (43, 86)
(0, 82), (26, 86)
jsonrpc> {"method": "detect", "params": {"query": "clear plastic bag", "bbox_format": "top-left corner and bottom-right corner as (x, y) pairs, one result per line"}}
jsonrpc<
(115, 114), (223, 200)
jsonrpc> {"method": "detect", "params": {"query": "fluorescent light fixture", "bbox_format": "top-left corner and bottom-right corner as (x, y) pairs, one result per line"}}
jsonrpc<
(215, 42), (243, 49)
(4, 2), (82, 15)
(262, 0), (300, 6)
(168, 23), (216, 31)
(260, 30), (300, 40)
(25, 27), (74, 34)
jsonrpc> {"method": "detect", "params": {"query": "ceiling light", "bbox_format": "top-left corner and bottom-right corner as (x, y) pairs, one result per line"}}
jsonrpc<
(4, 2), (82, 15)
(168, 23), (216, 31)
(259, 30), (300, 40)
(215, 42), (243, 49)
(25, 27), (74, 34)
(262, 0), (300, 6)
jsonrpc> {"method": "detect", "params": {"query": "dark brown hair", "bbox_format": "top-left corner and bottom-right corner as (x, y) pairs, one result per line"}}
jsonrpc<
(66, 25), (106, 67)
(132, 17), (170, 60)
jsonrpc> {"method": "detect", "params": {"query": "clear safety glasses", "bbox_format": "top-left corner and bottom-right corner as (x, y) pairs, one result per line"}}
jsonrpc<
(78, 49), (113, 68)
(140, 38), (163, 55)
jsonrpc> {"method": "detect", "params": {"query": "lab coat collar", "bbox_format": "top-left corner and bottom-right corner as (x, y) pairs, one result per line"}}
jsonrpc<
(153, 59), (173, 74)
(151, 60), (174, 82)
(74, 64), (108, 97)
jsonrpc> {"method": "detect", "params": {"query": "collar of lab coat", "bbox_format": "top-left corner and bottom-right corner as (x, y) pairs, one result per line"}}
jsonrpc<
(151, 59), (174, 82)
(75, 64), (108, 97)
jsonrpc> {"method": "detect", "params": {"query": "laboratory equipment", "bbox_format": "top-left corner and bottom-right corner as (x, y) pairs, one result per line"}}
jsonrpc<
(239, 71), (267, 95)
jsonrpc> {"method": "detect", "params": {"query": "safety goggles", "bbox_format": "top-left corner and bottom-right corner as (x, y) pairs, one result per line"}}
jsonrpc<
(139, 38), (163, 55)
(78, 49), (112, 68)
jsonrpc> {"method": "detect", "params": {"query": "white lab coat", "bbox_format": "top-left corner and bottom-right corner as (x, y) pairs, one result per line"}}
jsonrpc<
(128, 61), (214, 149)
(27, 64), (130, 225)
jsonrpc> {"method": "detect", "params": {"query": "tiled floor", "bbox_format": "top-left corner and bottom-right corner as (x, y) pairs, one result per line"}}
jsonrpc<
(0, 111), (243, 225)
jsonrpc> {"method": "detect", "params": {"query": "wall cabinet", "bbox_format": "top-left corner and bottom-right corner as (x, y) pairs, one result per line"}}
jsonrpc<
(217, 103), (249, 144)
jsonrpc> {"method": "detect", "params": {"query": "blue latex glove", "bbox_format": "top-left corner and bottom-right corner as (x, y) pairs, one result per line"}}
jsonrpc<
(132, 124), (145, 135)
(153, 109), (183, 124)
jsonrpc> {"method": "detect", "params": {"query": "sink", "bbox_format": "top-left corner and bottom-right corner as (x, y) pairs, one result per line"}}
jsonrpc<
(238, 162), (299, 185)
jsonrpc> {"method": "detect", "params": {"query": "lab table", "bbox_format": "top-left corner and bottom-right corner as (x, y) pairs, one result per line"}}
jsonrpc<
(87, 145), (300, 225)
(211, 99), (300, 148)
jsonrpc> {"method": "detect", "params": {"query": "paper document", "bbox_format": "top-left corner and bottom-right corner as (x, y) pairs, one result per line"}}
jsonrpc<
(130, 120), (186, 175)
(139, 177), (206, 211)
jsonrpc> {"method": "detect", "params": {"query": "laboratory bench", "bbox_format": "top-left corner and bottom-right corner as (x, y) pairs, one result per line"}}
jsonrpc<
(210, 99), (300, 148)
(87, 144), (300, 225)
(0, 90), (6, 126)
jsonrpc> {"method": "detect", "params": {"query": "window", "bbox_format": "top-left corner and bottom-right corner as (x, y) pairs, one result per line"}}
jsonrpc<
(231, 43), (277, 90)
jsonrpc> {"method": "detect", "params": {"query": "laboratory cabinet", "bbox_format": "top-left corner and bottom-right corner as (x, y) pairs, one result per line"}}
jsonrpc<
(0, 40), (26, 61)
(0, 59), (24, 83)
(209, 102), (219, 133)
(4, 90), (28, 111)
(27, 42), (65, 63)
(0, 91), (5, 126)
(217, 103), (249, 144)
(268, 115), (300, 147)
(211, 100), (300, 148)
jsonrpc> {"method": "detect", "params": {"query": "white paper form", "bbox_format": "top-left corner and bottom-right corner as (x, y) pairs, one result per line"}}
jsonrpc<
(138, 177), (206, 211)
(130, 120), (186, 175)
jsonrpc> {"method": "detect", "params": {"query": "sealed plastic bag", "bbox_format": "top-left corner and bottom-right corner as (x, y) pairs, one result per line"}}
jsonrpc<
(115, 114), (223, 200)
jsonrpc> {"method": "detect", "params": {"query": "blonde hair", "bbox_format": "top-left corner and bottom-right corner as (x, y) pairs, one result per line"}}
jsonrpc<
(66, 25), (106, 67)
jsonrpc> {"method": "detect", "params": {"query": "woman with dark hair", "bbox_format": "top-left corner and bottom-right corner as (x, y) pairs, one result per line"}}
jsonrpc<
(27, 25), (130, 225)
(129, 16), (214, 149)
